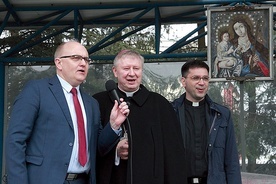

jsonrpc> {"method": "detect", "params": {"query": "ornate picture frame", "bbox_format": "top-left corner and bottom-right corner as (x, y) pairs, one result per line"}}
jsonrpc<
(207, 5), (274, 81)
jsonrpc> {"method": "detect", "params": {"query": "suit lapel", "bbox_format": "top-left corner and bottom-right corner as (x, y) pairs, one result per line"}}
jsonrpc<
(179, 102), (186, 149)
(48, 76), (74, 129)
(81, 91), (92, 141)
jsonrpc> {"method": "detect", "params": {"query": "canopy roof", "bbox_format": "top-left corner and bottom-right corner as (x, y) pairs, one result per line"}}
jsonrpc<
(0, 0), (275, 62)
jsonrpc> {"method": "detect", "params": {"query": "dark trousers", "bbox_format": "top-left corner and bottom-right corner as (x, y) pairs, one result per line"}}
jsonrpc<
(187, 177), (207, 184)
(64, 173), (89, 184)
(63, 180), (89, 184)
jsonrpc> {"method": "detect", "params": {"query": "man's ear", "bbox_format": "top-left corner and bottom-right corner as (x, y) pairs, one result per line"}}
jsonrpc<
(112, 66), (118, 77)
(180, 77), (186, 87)
(55, 58), (62, 70)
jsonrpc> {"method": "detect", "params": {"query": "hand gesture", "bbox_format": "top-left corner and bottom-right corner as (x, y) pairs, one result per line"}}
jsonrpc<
(116, 139), (129, 160)
(109, 99), (130, 130)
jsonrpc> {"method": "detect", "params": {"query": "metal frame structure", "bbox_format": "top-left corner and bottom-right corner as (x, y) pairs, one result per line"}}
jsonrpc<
(0, 0), (275, 177)
(1, 1), (275, 62)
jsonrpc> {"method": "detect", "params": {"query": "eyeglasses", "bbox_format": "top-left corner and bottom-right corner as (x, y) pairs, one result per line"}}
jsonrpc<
(59, 55), (92, 64)
(185, 75), (209, 82)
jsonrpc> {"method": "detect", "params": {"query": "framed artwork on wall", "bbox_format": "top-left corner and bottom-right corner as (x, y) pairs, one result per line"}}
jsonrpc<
(207, 5), (274, 81)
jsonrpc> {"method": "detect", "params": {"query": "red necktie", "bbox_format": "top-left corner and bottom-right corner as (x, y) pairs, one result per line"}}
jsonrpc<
(71, 88), (87, 166)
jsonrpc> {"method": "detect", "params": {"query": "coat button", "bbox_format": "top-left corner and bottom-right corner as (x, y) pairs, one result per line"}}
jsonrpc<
(69, 143), (73, 146)
(214, 128), (216, 131)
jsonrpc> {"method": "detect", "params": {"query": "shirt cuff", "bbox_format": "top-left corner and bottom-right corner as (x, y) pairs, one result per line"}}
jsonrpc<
(112, 127), (122, 165)
(112, 127), (122, 136)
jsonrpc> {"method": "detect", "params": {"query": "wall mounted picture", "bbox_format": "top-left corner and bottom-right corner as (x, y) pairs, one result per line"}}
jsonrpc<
(207, 5), (274, 81)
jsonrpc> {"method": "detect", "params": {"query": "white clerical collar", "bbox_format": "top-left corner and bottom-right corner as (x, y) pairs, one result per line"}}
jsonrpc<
(192, 102), (199, 107)
(118, 86), (139, 97)
(185, 98), (205, 107)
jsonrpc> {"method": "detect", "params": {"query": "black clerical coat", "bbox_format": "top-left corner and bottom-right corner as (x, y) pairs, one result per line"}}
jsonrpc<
(93, 84), (187, 184)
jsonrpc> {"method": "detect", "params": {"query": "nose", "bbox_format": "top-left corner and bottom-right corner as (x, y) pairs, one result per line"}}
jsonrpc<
(128, 68), (135, 75)
(198, 78), (205, 84)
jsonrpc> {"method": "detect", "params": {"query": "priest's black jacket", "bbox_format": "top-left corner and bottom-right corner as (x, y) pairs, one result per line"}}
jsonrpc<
(93, 84), (187, 184)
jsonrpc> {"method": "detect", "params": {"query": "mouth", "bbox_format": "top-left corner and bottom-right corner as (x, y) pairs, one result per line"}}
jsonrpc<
(127, 79), (136, 83)
(77, 69), (86, 74)
(78, 68), (85, 72)
(197, 88), (205, 93)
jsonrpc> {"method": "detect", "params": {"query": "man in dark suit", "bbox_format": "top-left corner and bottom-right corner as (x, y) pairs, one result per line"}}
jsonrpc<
(5, 40), (129, 184)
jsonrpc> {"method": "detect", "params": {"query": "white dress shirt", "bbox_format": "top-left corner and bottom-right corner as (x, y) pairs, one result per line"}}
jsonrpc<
(57, 75), (90, 173)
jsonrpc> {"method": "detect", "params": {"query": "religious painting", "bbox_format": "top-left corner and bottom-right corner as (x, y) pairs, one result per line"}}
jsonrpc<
(207, 5), (274, 81)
